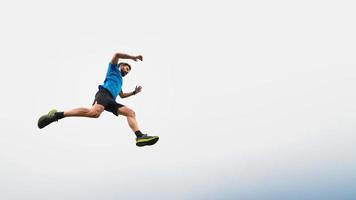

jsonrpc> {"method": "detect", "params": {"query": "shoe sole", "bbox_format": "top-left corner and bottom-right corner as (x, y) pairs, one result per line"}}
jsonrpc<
(136, 137), (159, 147)
(37, 115), (49, 129)
(37, 109), (58, 129)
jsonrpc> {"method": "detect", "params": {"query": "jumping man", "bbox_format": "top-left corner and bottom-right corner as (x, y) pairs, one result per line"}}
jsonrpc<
(37, 52), (159, 147)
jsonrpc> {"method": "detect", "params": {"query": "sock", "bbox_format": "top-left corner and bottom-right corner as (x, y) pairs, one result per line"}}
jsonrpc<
(55, 112), (65, 120)
(134, 130), (144, 138)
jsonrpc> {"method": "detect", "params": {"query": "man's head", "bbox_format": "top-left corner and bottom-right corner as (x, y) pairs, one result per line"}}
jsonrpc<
(118, 62), (131, 77)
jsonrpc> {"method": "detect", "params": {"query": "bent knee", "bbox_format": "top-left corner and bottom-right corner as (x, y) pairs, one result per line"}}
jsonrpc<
(127, 109), (136, 118)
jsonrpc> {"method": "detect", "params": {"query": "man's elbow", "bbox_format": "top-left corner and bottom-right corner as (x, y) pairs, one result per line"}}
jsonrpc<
(118, 92), (124, 98)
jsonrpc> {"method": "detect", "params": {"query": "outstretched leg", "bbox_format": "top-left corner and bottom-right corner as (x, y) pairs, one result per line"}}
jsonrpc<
(117, 106), (159, 147)
(37, 102), (104, 129)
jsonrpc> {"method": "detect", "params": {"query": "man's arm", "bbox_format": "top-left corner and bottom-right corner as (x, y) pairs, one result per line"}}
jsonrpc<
(111, 52), (143, 65)
(119, 86), (142, 98)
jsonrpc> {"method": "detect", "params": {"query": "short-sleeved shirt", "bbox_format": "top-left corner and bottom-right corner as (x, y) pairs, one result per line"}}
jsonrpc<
(99, 63), (123, 99)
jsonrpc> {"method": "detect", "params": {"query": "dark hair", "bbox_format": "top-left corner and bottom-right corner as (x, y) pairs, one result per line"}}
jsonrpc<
(118, 62), (131, 70)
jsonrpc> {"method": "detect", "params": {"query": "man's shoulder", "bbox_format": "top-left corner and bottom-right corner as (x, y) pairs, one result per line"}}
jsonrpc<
(109, 62), (118, 67)
(107, 62), (120, 72)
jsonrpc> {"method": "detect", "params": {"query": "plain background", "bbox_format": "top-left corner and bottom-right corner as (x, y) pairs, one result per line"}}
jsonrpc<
(0, 0), (356, 199)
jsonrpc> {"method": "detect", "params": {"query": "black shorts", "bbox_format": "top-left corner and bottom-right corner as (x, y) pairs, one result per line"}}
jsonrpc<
(92, 87), (124, 116)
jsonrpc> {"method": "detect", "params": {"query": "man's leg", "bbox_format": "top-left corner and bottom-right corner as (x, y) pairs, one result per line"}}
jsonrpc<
(117, 106), (159, 147)
(38, 102), (104, 129)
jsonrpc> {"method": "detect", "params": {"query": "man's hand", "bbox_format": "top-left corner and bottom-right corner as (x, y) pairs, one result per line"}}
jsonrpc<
(133, 55), (143, 62)
(133, 85), (142, 95)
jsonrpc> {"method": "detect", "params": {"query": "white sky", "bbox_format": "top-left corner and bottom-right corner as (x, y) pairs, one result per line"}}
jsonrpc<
(1, 0), (356, 199)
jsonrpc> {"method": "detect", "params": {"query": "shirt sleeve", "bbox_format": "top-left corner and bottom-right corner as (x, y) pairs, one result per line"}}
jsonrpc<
(109, 63), (118, 69)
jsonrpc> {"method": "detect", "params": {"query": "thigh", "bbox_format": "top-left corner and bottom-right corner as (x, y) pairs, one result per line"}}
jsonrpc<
(117, 106), (134, 117)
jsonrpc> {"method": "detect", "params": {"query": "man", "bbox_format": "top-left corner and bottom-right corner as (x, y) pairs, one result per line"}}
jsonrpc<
(37, 52), (159, 147)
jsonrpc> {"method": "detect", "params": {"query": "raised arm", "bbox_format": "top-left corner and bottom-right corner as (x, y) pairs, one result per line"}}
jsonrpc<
(111, 52), (143, 65)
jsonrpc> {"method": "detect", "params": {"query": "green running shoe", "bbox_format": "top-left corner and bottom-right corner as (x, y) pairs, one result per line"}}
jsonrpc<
(136, 134), (159, 147)
(37, 109), (58, 129)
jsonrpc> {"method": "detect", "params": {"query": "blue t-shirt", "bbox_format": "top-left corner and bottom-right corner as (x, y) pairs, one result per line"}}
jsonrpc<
(99, 63), (123, 99)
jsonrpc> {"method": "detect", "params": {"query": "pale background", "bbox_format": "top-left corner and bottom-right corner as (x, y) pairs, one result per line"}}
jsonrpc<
(0, 0), (356, 199)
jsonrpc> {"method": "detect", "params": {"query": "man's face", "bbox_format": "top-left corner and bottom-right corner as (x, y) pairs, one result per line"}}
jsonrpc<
(120, 65), (131, 77)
